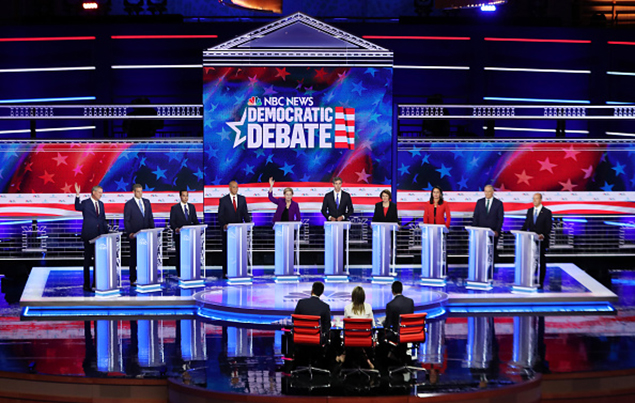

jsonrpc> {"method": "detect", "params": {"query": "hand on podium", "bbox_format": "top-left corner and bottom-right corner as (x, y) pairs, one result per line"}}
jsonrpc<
(337, 216), (344, 221)
(129, 231), (138, 239)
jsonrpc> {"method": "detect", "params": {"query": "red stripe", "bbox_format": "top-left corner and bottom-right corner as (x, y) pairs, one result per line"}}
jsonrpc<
(0, 36), (96, 42)
(363, 35), (470, 41)
(608, 41), (635, 46)
(111, 35), (218, 40)
(484, 37), (591, 44)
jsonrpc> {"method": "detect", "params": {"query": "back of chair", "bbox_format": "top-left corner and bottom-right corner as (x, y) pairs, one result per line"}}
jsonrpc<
(291, 314), (322, 346)
(398, 313), (427, 344)
(343, 318), (374, 348)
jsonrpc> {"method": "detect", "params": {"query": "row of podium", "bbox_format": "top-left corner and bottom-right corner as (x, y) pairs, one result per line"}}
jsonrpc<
(90, 222), (542, 297)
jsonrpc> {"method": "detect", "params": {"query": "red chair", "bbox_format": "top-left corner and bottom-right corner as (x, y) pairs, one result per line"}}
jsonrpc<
(341, 318), (379, 379)
(388, 313), (427, 377)
(290, 314), (330, 379)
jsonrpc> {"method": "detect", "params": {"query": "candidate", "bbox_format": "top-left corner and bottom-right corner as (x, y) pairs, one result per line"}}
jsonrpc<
(521, 193), (553, 289)
(217, 181), (251, 279)
(74, 184), (109, 292)
(123, 184), (155, 286)
(169, 190), (200, 278)
(321, 176), (354, 222)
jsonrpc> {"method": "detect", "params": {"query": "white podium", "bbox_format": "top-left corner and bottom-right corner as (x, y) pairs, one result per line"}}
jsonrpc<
(179, 224), (208, 288)
(511, 230), (541, 292)
(324, 221), (351, 282)
(136, 228), (164, 293)
(371, 222), (399, 283)
(274, 221), (302, 282)
(96, 320), (123, 372)
(90, 232), (122, 297)
(420, 223), (448, 287)
(227, 223), (254, 284)
(138, 319), (164, 367)
(465, 226), (495, 290)
(511, 316), (538, 370)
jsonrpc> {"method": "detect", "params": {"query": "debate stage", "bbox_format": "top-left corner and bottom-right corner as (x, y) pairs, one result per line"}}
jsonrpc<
(20, 263), (617, 322)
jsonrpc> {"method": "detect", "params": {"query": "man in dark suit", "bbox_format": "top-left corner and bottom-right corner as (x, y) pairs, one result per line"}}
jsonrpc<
(294, 281), (331, 334)
(384, 281), (415, 333)
(123, 183), (155, 285)
(321, 176), (354, 222)
(472, 184), (505, 259)
(169, 190), (200, 278)
(75, 184), (108, 292)
(521, 193), (553, 289)
(218, 181), (250, 279)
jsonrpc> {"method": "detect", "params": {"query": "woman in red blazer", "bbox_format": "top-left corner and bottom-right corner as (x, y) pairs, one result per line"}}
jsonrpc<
(423, 186), (451, 228)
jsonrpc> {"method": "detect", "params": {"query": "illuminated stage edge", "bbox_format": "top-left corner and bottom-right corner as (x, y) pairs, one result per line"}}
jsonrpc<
(20, 263), (617, 325)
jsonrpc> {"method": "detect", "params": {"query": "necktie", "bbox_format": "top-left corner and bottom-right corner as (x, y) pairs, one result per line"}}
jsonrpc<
(534, 208), (538, 224)
(232, 196), (237, 212)
(138, 199), (144, 217)
(336, 193), (340, 209)
(184, 204), (189, 221)
(486, 199), (490, 214)
(95, 201), (99, 215)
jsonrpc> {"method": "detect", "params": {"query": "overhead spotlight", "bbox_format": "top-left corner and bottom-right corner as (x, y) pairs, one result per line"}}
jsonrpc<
(82, 1), (99, 10)
(481, 5), (496, 12)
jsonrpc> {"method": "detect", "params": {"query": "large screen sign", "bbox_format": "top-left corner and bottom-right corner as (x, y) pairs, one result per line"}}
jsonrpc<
(203, 66), (393, 211)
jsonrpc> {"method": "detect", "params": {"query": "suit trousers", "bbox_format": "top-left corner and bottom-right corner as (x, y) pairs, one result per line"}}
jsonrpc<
(83, 240), (96, 288)
(221, 231), (228, 279)
(129, 237), (138, 284)
(538, 243), (548, 286)
(174, 233), (181, 277)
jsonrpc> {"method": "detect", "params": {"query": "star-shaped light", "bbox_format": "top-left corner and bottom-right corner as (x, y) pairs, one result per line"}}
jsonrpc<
(369, 113), (381, 123)
(364, 68), (377, 77)
(24, 162), (33, 172)
(355, 168), (371, 183)
(279, 162), (295, 176)
(581, 165), (594, 179)
(72, 164), (84, 177)
(263, 85), (277, 96)
(39, 170), (55, 185)
(115, 177), (128, 191)
(61, 182), (72, 193)
(180, 158), (189, 169)
(420, 154), (431, 165)
(254, 148), (265, 158)
(612, 161), (626, 177)
(436, 164), (452, 179)
(301, 174), (311, 182)
(207, 146), (218, 160)
(167, 150), (181, 162)
(469, 156), (480, 168)
(152, 166), (167, 180)
(337, 71), (348, 83)
(304, 86), (315, 96)
(248, 74), (258, 87)
(413, 173), (419, 183)
(559, 178), (577, 191)
(139, 156), (147, 167)
(314, 67), (328, 80)
(458, 176), (469, 190)
(351, 81), (366, 96)
(630, 176), (635, 187)
(515, 170), (533, 185)
(398, 163), (410, 176)
(218, 126), (232, 141)
(52, 153), (68, 166)
(423, 182), (434, 191)
(275, 67), (291, 81)
(324, 91), (335, 103)
(538, 157), (557, 174)
(226, 111), (246, 147)
(601, 181), (614, 191)
(563, 145), (581, 161)
(144, 184), (155, 191)
(243, 163), (254, 176)
(408, 146), (423, 157)
(266, 154), (275, 165)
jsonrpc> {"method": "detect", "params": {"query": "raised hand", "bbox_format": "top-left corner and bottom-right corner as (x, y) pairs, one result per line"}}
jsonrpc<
(269, 177), (275, 188)
(74, 183), (80, 196)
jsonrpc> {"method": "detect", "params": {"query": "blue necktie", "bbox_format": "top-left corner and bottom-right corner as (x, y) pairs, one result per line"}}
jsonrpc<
(486, 199), (490, 214)
(336, 193), (340, 209)
(184, 204), (189, 221)
(533, 208), (538, 225)
(138, 199), (144, 217)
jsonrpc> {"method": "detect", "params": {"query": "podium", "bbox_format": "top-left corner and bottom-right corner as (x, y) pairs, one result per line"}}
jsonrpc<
(136, 228), (164, 293)
(371, 222), (399, 283)
(179, 224), (208, 288)
(511, 316), (537, 370)
(138, 320), (164, 367)
(511, 230), (541, 292)
(90, 232), (122, 297)
(96, 320), (123, 372)
(323, 221), (351, 283)
(274, 221), (302, 282)
(465, 226), (495, 290)
(420, 224), (449, 287)
(227, 223), (254, 284)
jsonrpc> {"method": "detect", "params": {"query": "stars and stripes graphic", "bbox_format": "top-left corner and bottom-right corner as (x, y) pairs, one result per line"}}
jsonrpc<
(334, 107), (355, 150)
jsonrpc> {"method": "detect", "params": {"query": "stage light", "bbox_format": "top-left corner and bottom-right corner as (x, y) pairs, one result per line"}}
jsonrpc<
(82, 1), (98, 10)
(483, 96), (591, 104)
(481, 5), (496, 12)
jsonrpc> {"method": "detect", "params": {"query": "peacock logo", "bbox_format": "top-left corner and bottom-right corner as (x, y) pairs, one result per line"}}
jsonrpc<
(247, 96), (262, 106)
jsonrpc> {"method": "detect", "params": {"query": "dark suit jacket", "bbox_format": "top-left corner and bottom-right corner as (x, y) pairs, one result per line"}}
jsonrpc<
(521, 206), (553, 245)
(123, 197), (155, 236)
(472, 197), (504, 234)
(169, 203), (200, 231)
(75, 197), (108, 241)
(294, 296), (332, 333)
(268, 191), (301, 223)
(372, 201), (399, 223)
(321, 190), (354, 221)
(218, 194), (250, 229)
(384, 294), (415, 331)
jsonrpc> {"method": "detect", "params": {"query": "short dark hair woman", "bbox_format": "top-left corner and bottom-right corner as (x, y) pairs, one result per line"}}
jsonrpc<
(372, 189), (399, 223)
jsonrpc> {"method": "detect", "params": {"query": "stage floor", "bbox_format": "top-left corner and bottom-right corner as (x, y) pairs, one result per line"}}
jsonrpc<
(20, 263), (617, 323)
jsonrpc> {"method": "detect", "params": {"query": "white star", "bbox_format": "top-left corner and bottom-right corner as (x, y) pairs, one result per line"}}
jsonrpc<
(226, 110), (247, 148)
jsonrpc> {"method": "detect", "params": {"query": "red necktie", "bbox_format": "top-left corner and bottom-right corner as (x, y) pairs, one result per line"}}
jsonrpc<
(232, 196), (237, 212)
